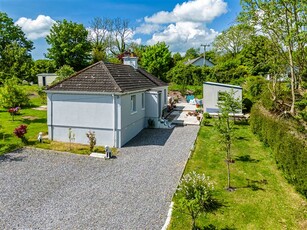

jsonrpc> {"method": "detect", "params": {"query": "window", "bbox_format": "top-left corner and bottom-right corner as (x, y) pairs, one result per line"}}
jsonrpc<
(218, 91), (227, 101)
(141, 93), (145, 109)
(131, 95), (136, 113)
(164, 89), (167, 104)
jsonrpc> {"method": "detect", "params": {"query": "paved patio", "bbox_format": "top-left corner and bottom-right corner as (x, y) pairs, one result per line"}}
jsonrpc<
(169, 102), (202, 126)
(0, 126), (199, 229)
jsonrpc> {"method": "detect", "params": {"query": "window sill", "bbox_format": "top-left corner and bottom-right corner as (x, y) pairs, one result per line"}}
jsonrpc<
(131, 111), (137, 115)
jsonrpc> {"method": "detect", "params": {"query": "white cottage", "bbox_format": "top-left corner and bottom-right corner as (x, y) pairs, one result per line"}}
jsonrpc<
(46, 58), (168, 148)
(37, 73), (58, 87)
(203, 82), (242, 114)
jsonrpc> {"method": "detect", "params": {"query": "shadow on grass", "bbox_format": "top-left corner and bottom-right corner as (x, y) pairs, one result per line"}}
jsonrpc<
(236, 178), (268, 191)
(235, 136), (249, 141)
(22, 118), (47, 124)
(202, 225), (237, 230)
(235, 155), (260, 163)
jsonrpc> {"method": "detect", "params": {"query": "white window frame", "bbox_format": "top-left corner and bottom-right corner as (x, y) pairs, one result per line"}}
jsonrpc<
(131, 95), (137, 114)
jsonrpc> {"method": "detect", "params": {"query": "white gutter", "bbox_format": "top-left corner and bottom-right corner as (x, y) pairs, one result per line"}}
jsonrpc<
(45, 89), (149, 96)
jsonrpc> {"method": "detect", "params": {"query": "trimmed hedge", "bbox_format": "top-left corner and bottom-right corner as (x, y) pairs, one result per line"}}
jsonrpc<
(250, 104), (307, 198)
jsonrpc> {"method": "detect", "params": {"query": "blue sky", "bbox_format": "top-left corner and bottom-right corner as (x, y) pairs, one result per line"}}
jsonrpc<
(0, 0), (241, 59)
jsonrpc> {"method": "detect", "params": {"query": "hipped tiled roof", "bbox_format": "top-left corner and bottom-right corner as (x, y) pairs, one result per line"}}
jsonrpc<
(47, 61), (167, 93)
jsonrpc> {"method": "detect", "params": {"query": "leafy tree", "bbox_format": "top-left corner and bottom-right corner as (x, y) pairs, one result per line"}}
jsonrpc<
(46, 19), (92, 70)
(184, 47), (200, 60)
(176, 171), (216, 229)
(140, 42), (172, 81)
(0, 78), (29, 108)
(240, 35), (277, 76)
(53, 65), (75, 84)
(172, 52), (183, 65)
(215, 90), (241, 191)
(0, 12), (33, 82)
(213, 24), (254, 58)
(0, 42), (33, 82)
(167, 62), (203, 85)
(240, 0), (307, 115)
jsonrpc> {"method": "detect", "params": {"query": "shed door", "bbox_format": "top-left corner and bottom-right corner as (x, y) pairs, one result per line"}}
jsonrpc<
(42, 77), (46, 86)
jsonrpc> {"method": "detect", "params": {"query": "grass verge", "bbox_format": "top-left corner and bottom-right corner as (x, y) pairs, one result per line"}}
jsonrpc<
(169, 125), (307, 230)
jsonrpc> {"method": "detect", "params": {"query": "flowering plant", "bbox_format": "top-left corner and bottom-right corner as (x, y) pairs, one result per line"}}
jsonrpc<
(8, 107), (20, 121)
(13, 124), (28, 144)
(176, 171), (216, 229)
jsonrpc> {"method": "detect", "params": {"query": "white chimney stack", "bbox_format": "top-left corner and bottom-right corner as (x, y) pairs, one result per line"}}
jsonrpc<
(123, 56), (138, 69)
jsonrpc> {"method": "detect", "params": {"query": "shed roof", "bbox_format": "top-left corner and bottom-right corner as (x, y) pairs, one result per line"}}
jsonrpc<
(47, 61), (167, 93)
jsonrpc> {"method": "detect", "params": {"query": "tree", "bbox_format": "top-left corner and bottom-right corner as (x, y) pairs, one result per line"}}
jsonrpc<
(213, 24), (254, 58)
(140, 42), (172, 81)
(88, 17), (134, 59)
(184, 47), (200, 60)
(240, 0), (307, 115)
(0, 78), (29, 108)
(176, 171), (216, 229)
(89, 17), (111, 63)
(0, 12), (33, 82)
(215, 90), (241, 191)
(53, 65), (75, 84)
(46, 19), (92, 71)
(172, 52), (183, 65)
(0, 42), (33, 82)
(109, 18), (133, 55)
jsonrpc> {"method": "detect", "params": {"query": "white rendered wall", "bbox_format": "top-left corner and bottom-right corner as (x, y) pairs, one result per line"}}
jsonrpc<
(120, 92), (146, 146)
(203, 83), (242, 113)
(47, 93), (117, 147)
(38, 74), (57, 87)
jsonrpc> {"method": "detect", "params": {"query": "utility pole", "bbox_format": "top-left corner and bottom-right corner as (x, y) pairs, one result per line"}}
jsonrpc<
(201, 44), (210, 66)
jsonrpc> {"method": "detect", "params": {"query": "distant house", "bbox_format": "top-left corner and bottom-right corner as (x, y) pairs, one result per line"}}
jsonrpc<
(203, 82), (242, 114)
(185, 57), (214, 67)
(46, 57), (168, 148)
(37, 73), (58, 87)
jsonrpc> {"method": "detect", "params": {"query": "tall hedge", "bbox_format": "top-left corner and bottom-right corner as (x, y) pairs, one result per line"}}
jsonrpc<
(250, 104), (307, 198)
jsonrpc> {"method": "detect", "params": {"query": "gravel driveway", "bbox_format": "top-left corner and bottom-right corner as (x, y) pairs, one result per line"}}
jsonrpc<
(0, 126), (199, 230)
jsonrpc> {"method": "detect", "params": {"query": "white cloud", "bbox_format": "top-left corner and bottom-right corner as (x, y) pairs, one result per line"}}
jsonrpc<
(147, 22), (219, 53)
(15, 15), (55, 40)
(145, 0), (227, 24)
(135, 23), (162, 35)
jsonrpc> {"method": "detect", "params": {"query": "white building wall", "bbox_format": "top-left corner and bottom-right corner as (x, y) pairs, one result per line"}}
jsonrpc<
(120, 92), (146, 146)
(203, 82), (242, 114)
(38, 74), (57, 87)
(47, 93), (117, 147)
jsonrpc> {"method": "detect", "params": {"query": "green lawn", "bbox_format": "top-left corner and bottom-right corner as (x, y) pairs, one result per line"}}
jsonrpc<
(169, 125), (307, 230)
(0, 85), (47, 154)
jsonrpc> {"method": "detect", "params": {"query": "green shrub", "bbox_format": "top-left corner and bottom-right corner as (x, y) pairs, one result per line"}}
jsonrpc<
(250, 104), (307, 197)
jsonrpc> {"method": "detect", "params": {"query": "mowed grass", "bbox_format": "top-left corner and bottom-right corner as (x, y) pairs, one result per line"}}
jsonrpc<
(0, 86), (47, 154)
(169, 125), (307, 230)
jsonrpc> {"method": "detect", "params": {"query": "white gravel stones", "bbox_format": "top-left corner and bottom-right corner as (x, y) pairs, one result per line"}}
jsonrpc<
(0, 126), (199, 229)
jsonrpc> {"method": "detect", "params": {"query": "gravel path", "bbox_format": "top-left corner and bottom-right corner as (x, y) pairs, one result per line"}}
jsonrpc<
(0, 126), (199, 230)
